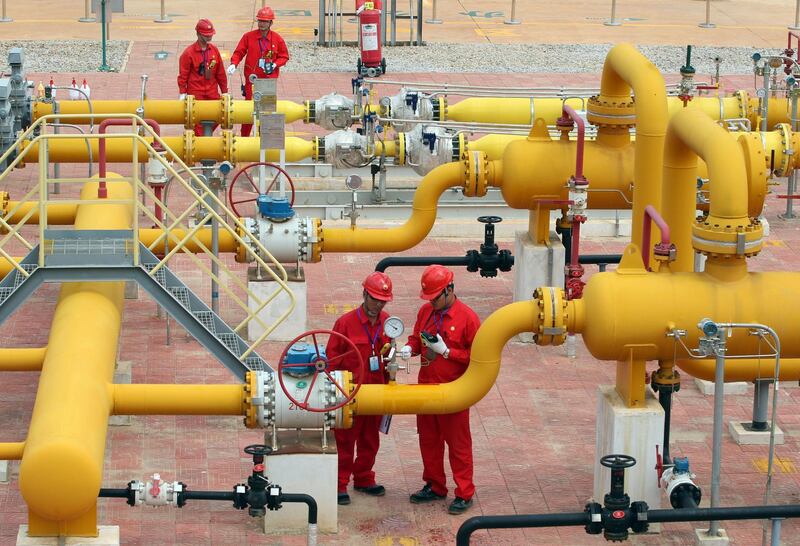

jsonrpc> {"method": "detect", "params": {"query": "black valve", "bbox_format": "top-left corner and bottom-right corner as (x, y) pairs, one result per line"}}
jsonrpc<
(596, 454), (644, 542)
(465, 216), (513, 278)
(243, 444), (273, 517)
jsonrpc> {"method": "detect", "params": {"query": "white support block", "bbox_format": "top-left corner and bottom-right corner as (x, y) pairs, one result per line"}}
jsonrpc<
(512, 230), (565, 342)
(695, 528), (729, 545)
(248, 266), (307, 342)
(693, 379), (748, 396)
(263, 451), (338, 534)
(0, 459), (8, 482)
(594, 386), (663, 524)
(17, 525), (119, 546)
(109, 361), (132, 426)
(728, 421), (784, 445)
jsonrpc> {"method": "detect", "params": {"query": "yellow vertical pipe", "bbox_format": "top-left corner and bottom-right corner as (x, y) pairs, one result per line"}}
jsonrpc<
(355, 300), (539, 414)
(0, 348), (47, 371)
(19, 179), (132, 537)
(599, 44), (667, 263)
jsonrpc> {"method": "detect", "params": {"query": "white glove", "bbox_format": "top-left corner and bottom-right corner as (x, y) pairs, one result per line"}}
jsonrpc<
(227, 64), (237, 76)
(425, 334), (448, 355)
(179, 93), (186, 100)
(399, 345), (412, 361)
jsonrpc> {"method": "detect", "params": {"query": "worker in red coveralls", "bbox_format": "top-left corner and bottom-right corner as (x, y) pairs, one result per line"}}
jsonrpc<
(227, 6), (290, 136)
(326, 272), (393, 506)
(177, 19), (228, 136)
(399, 265), (480, 515)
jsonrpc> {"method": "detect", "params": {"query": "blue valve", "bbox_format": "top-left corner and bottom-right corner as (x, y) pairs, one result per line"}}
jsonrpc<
(422, 132), (436, 152)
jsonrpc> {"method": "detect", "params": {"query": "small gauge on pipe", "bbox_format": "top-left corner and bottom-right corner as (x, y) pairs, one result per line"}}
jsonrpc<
(383, 316), (404, 339)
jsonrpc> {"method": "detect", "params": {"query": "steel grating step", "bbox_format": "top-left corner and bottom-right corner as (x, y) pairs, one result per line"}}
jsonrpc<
(217, 333), (243, 356)
(0, 287), (12, 303)
(169, 286), (192, 309)
(13, 264), (37, 288)
(245, 356), (267, 372)
(143, 264), (166, 287)
(193, 311), (217, 335)
(43, 238), (133, 256)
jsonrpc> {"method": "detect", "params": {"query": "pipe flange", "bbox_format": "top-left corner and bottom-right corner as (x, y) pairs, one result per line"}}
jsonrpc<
(221, 129), (233, 164)
(182, 130), (195, 164)
(691, 216), (763, 258)
(184, 94), (194, 129)
(774, 122), (793, 177)
(737, 133), (767, 217)
(533, 287), (567, 346)
(245, 370), (276, 429)
(586, 95), (636, 129)
(433, 96), (447, 122)
(235, 217), (258, 263)
(309, 217), (323, 263)
(463, 151), (488, 197)
(734, 90), (750, 120)
(220, 94), (233, 129)
(453, 133), (468, 162)
(396, 133), (405, 166)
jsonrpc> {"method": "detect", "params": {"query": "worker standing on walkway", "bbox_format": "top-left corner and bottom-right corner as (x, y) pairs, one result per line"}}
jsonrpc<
(327, 272), (394, 506)
(178, 19), (228, 136)
(399, 265), (480, 515)
(227, 6), (290, 137)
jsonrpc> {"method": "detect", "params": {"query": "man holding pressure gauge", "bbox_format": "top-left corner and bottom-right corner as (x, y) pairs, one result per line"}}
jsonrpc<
(327, 271), (395, 506)
(399, 265), (481, 515)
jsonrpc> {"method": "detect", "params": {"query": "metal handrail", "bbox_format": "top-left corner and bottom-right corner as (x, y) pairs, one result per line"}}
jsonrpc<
(0, 113), (296, 360)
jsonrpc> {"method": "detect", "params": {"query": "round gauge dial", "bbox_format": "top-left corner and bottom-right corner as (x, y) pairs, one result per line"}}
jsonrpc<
(383, 316), (404, 339)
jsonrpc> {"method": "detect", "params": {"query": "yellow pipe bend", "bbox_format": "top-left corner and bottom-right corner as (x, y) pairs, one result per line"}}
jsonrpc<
(0, 442), (25, 460)
(112, 384), (246, 415)
(0, 348), (47, 371)
(19, 179), (131, 535)
(600, 43), (668, 259)
(321, 161), (465, 253)
(355, 300), (539, 414)
(676, 358), (800, 382)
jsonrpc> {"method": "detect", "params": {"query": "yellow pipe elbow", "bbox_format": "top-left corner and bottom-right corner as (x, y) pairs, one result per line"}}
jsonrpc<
(0, 442), (25, 459)
(676, 358), (800, 382)
(321, 161), (464, 253)
(355, 300), (539, 414)
(138, 228), (238, 254)
(0, 347), (47, 371)
(112, 384), (246, 415)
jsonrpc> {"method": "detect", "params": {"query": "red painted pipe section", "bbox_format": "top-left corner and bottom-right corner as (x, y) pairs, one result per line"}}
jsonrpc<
(98, 118), (162, 198)
(642, 204), (672, 271)
(559, 104), (587, 184)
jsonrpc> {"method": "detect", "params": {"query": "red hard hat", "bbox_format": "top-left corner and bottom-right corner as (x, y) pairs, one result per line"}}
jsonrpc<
(419, 265), (454, 300)
(363, 272), (393, 302)
(195, 18), (215, 37)
(257, 6), (275, 21)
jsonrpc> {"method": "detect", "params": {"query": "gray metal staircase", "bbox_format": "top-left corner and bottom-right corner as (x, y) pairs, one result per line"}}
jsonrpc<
(0, 229), (272, 380)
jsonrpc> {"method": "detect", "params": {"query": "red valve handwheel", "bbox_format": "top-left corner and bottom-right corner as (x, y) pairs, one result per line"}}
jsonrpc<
(227, 162), (295, 218)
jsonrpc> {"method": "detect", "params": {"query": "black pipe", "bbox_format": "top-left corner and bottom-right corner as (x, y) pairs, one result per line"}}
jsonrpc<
(457, 513), (589, 545)
(375, 256), (471, 272)
(182, 490), (236, 502)
(456, 504), (800, 546)
(659, 388), (673, 465)
(579, 254), (622, 265)
(674, 487), (700, 509)
(280, 493), (318, 525)
(98, 488), (130, 499)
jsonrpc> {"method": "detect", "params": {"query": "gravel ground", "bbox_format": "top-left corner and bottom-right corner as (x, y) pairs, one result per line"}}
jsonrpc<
(0, 39), (784, 74)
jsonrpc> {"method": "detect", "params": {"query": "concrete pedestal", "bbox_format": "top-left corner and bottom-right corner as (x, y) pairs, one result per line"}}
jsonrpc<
(247, 265), (307, 343)
(594, 386), (663, 518)
(513, 231), (565, 342)
(17, 526), (119, 546)
(0, 459), (8, 482)
(728, 421), (784, 445)
(694, 378), (748, 396)
(263, 430), (338, 534)
(695, 528), (729, 545)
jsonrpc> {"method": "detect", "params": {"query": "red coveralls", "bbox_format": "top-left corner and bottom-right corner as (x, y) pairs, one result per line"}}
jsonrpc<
(327, 306), (390, 493)
(230, 29), (290, 137)
(406, 297), (480, 500)
(177, 42), (228, 136)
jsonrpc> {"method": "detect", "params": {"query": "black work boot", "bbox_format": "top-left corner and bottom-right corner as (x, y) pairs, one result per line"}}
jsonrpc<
(409, 483), (446, 503)
(354, 484), (386, 496)
(448, 497), (473, 514)
(337, 492), (351, 505)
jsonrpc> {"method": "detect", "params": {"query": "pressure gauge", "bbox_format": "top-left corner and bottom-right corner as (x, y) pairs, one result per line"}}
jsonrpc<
(756, 88), (767, 99)
(383, 316), (404, 339)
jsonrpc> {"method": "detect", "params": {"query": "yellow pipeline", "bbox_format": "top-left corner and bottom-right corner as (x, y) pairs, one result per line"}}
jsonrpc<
(112, 384), (245, 415)
(32, 98), (307, 126)
(446, 96), (745, 126)
(19, 178), (132, 537)
(598, 44), (667, 262)
(0, 348), (46, 371)
(21, 134), (316, 164)
(321, 161), (469, 252)
(0, 257), (22, 276)
(4, 201), (78, 225)
(676, 358), (800, 382)
(0, 442), (25, 459)
(355, 300), (538, 414)
(139, 228), (238, 254)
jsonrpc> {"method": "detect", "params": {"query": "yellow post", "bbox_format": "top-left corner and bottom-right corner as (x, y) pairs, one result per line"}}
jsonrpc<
(615, 347), (652, 408)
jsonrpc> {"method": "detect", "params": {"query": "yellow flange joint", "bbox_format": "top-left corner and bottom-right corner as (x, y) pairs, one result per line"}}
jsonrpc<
(396, 134), (406, 166)
(221, 94), (233, 129)
(586, 95), (636, 129)
(184, 95), (195, 129)
(532, 286), (567, 346)
(244, 371), (259, 428)
(309, 217), (323, 263)
(774, 123), (793, 177)
(692, 216), (763, 258)
(462, 151), (488, 198)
